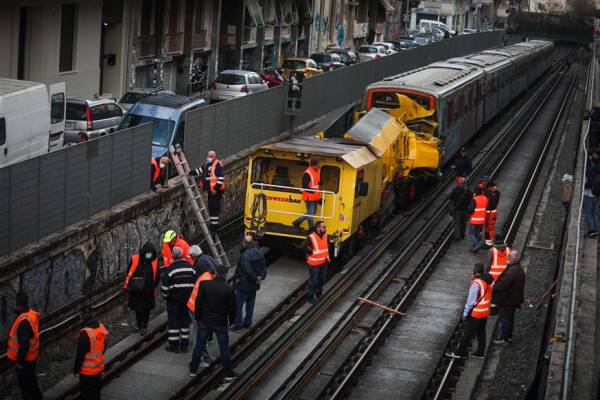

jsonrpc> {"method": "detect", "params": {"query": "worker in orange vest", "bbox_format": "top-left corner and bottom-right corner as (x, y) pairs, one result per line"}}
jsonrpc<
(150, 156), (170, 192)
(191, 150), (225, 232)
(293, 158), (322, 232)
(468, 186), (489, 253)
(124, 242), (160, 336)
(73, 306), (109, 400)
(484, 181), (500, 246)
(7, 292), (42, 400)
(303, 221), (330, 304)
(446, 263), (493, 358)
(162, 230), (191, 268)
(488, 233), (510, 281)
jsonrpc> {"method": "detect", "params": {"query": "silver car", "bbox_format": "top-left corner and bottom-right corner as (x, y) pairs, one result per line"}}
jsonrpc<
(64, 98), (126, 143)
(357, 45), (387, 62)
(210, 70), (268, 103)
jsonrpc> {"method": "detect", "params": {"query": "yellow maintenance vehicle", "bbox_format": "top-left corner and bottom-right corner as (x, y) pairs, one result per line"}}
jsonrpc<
(244, 95), (441, 257)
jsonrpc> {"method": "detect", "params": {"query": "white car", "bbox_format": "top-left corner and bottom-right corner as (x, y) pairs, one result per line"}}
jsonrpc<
(357, 45), (387, 62)
(462, 28), (478, 34)
(373, 42), (398, 55)
(210, 70), (268, 103)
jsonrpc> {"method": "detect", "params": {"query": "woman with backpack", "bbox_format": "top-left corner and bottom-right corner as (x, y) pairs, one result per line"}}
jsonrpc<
(124, 242), (160, 335)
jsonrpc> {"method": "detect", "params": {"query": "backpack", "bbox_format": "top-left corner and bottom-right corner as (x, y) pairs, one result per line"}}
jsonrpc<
(592, 169), (600, 196)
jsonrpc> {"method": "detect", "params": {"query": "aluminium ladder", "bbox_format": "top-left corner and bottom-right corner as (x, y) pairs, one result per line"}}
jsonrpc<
(168, 144), (231, 269)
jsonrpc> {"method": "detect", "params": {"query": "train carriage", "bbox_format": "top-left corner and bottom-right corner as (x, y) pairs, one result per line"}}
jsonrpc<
(482, 45), (530, 99)
(363, 63), (484, 162)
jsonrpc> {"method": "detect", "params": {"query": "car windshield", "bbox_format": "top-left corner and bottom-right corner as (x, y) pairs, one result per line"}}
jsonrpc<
(119, 114), (175, 147)
(216, 73), (246, 85)
(282, 60), (306, 69)
(66, 102), (87, 120)
(120, 92), (146, 104)
(359, 46), (377, 54)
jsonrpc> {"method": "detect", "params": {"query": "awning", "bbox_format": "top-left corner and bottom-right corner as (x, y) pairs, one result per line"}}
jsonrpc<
(246, 0), (265, 27)
(379, 0), (395, 12)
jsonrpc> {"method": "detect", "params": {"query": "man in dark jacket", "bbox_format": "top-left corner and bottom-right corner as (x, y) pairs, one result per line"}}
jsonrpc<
(453, 147), (472, 185)
(492, 250), (525, 344)
(161, 247), (197, 353)
(448, 177), (473, 241)
(189, 264), (237, 381)
(232, 235), (267, 331)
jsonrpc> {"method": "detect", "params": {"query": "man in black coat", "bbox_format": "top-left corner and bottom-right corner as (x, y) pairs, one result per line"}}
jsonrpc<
(189, 264), (237, 381)
(453, 147), (472, 184)
(492, 249), (525, 344)
(448, 177), (473, 241)
(232, 235), (267, 331)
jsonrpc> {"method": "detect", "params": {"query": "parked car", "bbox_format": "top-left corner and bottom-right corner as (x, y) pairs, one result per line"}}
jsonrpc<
(418, 19), (456, 35)
(281, 58), (323, 78)
(118, 92), (207, 158)
(462, 28), (478, 34)
(393, 39), (416, 49)
(0, 78), (65, 167)
(406, 29), (421, 39)
(64, 98), (125, 144)
(420, 27), (445, 41)
(118, 88), (168, 111)
(327, 48), (358, 65)
(373, 42), (398, 55)
(309, 53), (345, 72)
(357, 45), (387, 61)
(209, 70), (268, 103)
(413, 34), (431, 46)
(261, 67), (286, 87)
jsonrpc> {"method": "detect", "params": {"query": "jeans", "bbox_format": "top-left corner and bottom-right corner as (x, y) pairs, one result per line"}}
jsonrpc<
(457, 317), (487, 355)
(453, 210), (467, 239)
(583, 195), (598, 234)
(190, 321), (233, 375)
(307, 264), (328, 298)
(293, 201), (318, 230)
(496, 306), (516, 341)
(468, 223), (484, 247)
(16, 361), (43, 400)
(234, 290), (257, 328)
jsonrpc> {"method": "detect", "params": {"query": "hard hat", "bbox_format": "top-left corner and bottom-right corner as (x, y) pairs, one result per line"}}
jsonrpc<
(164, 230), (177, 243)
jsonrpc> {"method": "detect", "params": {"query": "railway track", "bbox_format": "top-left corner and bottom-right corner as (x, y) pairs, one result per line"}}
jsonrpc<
(215, 55), (575, 400)
(48, 50), (568, 400)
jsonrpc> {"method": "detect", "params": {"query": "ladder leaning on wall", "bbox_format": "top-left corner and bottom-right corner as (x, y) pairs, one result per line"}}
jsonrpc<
(168, 144), (231, 269)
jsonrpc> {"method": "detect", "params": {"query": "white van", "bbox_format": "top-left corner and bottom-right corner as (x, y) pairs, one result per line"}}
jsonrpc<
(419, 19), (456, 36)
(0, 79), (66, 168)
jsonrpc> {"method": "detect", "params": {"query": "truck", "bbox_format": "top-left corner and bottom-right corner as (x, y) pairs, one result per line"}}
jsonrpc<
(0, 78), (66, 168)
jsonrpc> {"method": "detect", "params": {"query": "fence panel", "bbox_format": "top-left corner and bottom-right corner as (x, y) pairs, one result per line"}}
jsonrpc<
(0, 124), (152, 258)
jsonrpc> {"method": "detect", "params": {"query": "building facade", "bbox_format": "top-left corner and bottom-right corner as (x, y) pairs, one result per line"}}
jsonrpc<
(0, 0), (410, 100)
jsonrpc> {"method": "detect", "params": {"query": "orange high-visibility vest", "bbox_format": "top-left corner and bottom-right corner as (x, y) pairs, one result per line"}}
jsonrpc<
(471, 278), (492, 319)
(301, 167), (321, 202)
(187, 271), (214, 313)
(80, 324), (109, 376)
(469, 195), (489, 225)
(307, 232), (330, 266)
(162, 236), (191, 268)
(7, 310), (40, 362)
(201, 159), (225, 192)
(151, 158), (161, 184)
(123, 254), (159, 289)
(489, 246), (510, 281)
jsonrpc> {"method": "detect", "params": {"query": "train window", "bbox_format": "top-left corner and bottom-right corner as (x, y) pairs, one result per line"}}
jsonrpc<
(320, 165), (340, 193)
(456, 94), (464, 118)
(464, 89), (470, 113)
(446, 100), (454, 128)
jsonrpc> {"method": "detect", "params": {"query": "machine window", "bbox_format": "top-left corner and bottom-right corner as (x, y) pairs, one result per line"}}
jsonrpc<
(0, 118), (5, 146)
(251, 157), (340, 193)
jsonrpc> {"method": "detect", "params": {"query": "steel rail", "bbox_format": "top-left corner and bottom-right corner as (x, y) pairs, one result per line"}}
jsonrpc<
(430, 61), (581, 400)
(268, 56), (569, 400)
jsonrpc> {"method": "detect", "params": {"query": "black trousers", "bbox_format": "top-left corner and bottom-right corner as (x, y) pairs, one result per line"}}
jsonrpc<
(16, 361), (42, 400)
(167, 300), (191, 349)
(457, 317), (487, 355)
(453, 210), (467, 239)
(80, 374), (101, 400)
(497, 306), (516, 341)
(207, 192), (222, 229)
(135, 310), (151, 330)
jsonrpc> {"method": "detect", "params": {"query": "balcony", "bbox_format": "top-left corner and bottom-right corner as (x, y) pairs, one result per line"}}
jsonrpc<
(243, 25), (257, 46)
(165, 31), (184, 55)
(281, 25), (291, 40)
(264, 26), (275, 42)
(137, 35), (156, 58)
(192, 29), (210, 50)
